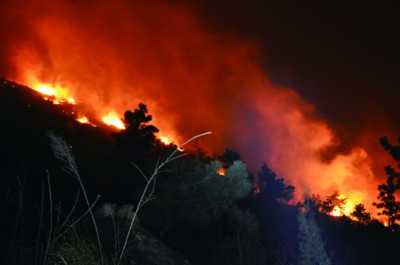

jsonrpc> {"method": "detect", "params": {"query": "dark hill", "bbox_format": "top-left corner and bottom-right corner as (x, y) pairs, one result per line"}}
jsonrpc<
(0, 78), (147, 205)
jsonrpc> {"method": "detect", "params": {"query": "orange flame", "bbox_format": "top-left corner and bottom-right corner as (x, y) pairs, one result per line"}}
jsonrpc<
(76, 116), (89, 123)
(329, 206), (342, 217)
(102, 112), (125, 130)
(216, 167), (226, 176)
(328, 195), (356, 218)
(160, 136), (172, 145)
(29, 77), (76, 105)
(76, 116), (97, 127)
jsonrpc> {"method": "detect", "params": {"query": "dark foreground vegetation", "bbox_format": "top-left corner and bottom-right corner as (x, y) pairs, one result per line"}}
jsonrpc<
(1, 78), (400, 265)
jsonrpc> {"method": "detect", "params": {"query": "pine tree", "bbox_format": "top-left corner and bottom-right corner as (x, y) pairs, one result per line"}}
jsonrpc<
(321, 191), (346, 213)
(218, 148), (241, 168)
(257, 163), (294, 204)
(373, 166), (400, 228)
(351, 203), (373, 224)
(112, 103), (159, 160)
(374, 136), (400, 229)
(298, 195), (332, 265)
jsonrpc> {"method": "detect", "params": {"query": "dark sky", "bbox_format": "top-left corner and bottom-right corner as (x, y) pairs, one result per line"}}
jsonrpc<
(196, 0), (400, 143)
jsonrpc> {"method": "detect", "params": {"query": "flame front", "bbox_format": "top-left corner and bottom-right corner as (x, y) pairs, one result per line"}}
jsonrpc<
(27, 74), (76, 105)
(102, 112), (125, 130)
(22, 75), (180, 144)
(22, 74), (127, 130)
(77, 116), (89, 124)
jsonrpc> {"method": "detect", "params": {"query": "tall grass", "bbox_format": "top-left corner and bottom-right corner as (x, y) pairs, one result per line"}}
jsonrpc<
(48, 131), (104, 265)
(47, 131), (211, 265)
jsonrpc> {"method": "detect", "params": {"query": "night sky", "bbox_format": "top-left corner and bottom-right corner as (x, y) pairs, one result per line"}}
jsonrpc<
(197, 0), (400, 141)
(201, 1), (399, 122)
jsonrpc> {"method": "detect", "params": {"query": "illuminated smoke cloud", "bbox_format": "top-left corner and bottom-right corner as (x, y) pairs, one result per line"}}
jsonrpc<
(0, 0), (379, 213)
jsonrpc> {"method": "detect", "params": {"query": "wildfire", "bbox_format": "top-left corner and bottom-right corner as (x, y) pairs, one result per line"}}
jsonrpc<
(28, 76), (76, 105)
(330, 207), (341, 217)
(2, 0), (384, 223)
(22, 73), (186, 137)
(22, 72), (127, 130)
(76, 116), (89, 123)
(328, 195), (357, 218)
(76, 116), (97, 127)
(342, 200), (357, 216)
(102, 112), (126, 130)
(160, 136), (172, 145)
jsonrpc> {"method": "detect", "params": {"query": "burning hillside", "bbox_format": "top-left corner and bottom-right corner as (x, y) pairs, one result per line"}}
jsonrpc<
(0, 0), (388, 217)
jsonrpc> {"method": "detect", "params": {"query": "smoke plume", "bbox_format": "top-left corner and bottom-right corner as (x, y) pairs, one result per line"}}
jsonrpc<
(0, 0), (381, 212)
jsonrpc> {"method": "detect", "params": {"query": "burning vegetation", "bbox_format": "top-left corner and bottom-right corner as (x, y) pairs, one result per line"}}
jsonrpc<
(0, 0), (382, 220)
(1, 0), (400, 263)
(13, 76), (377, 221)
(1, 77), (400, 264)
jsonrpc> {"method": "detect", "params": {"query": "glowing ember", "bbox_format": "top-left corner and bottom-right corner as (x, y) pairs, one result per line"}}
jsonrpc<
(216, 168), (226, 176)
(102, 112), (126, 129)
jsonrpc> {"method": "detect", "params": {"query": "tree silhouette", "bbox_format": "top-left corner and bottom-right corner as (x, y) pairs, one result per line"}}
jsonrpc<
(374, 136), (400, 229)
(380, 136), (400, 163)
(298, 194), (323, 214)
(373, 166), (400, 229)
(321, 191), (347, 213)
(257, 163), (294, 204)
(123, 103), (159, 139)
(112, 103), (159, 160)
(218, 148), (241, 167)
(351, 203), (372, 224)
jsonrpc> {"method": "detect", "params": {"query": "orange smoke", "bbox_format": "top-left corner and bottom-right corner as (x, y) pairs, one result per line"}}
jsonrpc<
(0, 0), (382, 216)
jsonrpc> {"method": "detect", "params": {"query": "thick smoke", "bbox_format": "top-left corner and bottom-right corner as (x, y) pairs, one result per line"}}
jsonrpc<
(0, 0), (380, 210)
